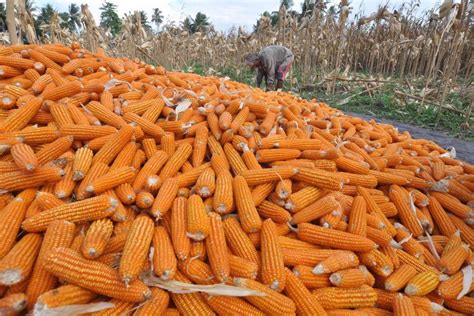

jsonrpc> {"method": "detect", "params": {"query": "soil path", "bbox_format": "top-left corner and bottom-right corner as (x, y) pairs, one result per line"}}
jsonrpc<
(346, 112), (474, 164)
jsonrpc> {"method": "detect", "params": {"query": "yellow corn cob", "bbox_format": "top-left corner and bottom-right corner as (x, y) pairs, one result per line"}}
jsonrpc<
(438, 270), (474, 300)
(359, 249), (394, 277)
(53, 161), (74, 198)
(405, 271), (440, 296)
(86, 166), (135, 194)
(22, 195), (117, 232)
(93, 125), (134, 165)
(132, 150), (168, 191)
(25, 220), (75, 308)
(0, 166), (65, 193)
(448, 214), (474, 247)
(187, 194), (211, 241)
(313, 285), (377, 310)
(153, 226), (177, 281)
(0, 189), (36, 259)
(119, 215), (154, 285)
(0, 96), (43, 132)
(283, 268), (328, 315)
(241, 166), (297, 186)
(135, 287), (169, 316)
(212, 169), (234, 214)
(284, 186), (322, 212)
(42, 80), (82, 101)
(133, 191), (153, 209)
(86, 101), (127, 129)
(393, 293), (416, 316)
(444, 296), (474, 315)
(81, 219), (113, 259)
(388, 188), (423, 237)
(384, 264), (417, 292)
(76, 162), (110, 200)
(233, 278), (296, 315)
(290, 195), (341, 225)
(427, 196), (457, 237)
(329, 268), (367, 288)
(255, 148), (301, 163)
(192, 125), (208, 167)
(205, 212), (230, 282)
(439, 244), (469, 275)
(59, 124), (117, 141)
(227, 253), (258, 279)
(224, 143), (248, 176)
(35, 284), (97, 311)
(257, 200), (291, 223)
(151, 177), (179, 219)
(170, 197), (191, 260)
(141, 138), (157, 159)
(159, 143), (193, 180)
(233, 175), (262, 232)
(347, 195), (367, 237)
(169, 271), (215, 315)
(178, 257), (214, 285)
(35, 136), (73, 166)
(194, 167), (215, 198)
(44, 247), (151, 302)
(431, 192), (473, 219)
(35, 191), (65, 210)
(114, 182), (136, 205)
(292, 265), (331, 289)
(313, 251), (359, 275)
(222, 216), (260, 266)
(260, 219), (286, 292)
(293, 166), (345, 191)
(251, 182), (275, 207)
(0, 233), (42, 285)
(10, 143), (38, 172)
(297, 223), (376, 252)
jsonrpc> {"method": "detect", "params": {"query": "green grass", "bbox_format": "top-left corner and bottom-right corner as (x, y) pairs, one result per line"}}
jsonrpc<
(182, 64), (473, 140)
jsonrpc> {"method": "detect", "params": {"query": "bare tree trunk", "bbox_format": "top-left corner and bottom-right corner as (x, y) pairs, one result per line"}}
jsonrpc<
(6, 0), (19, 44)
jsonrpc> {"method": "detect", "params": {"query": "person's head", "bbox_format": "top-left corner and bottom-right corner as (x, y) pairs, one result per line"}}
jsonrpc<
(244, 53), (260, 68)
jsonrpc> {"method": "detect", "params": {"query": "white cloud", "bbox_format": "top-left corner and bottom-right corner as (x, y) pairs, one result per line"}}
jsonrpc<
(32, 0), (443, 31)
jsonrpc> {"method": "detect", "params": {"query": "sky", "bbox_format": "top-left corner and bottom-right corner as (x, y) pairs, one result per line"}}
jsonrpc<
(7, 0), (442, 31)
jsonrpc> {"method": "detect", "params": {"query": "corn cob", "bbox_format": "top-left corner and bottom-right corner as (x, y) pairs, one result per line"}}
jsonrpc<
(187, 194), (211, 241)
(313, 251), (359, 275)
(119, 215), (154, 285)
(0, 96), (43, 132)
(25, 220), (75, 308)
(0, 189), (36, 259)
(205, 212), (230, 283)
(22, 195), (117, 232)
(393, 293), (416, 316)
(153, 225), (177, 281)
(10, 143), (38, 172)
(135, 287), (169, 316)
(222, 216), (260, 266)
(81, 218), (113, 259)
(297, 223), (376, 252)
(44, 247), (151, 302)
(233, 175), (262, 232)
(0, 233), (42, 285)
(159, 143), (193, 180)
(260, 219), (286, 291)
(404, 271), (440, 296)
(312, 285), (378, 310)
(151, 177), (179, 219)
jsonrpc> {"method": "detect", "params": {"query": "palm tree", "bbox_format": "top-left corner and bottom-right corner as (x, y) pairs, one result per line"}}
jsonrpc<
(6, 0), (18, 43)
(66, 4), (81, 32)
(300, 0), (315, 18)
(100, 1), (122, 36)
(152, 8), (163, 30)
(182, 12), (211, 33)
(192, 12), (210, 32)
(36, 4), (56, 37)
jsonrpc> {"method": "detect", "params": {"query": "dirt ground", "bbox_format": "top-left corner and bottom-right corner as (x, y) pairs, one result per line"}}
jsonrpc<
(347, 113), (474, 164)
